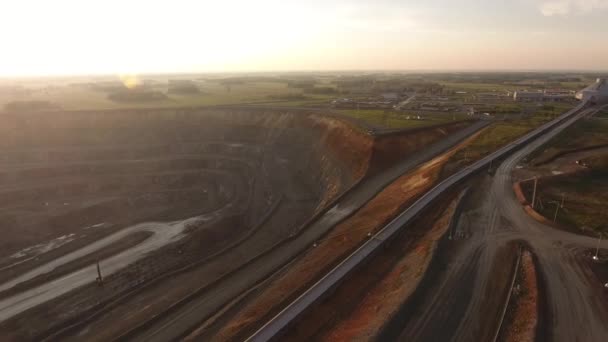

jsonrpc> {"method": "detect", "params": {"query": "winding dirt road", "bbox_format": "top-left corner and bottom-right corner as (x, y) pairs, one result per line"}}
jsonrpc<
(0, 208), (229, 322)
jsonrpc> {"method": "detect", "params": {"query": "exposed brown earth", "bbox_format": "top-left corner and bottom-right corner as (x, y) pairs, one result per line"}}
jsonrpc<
(289, 190), (461, 341)
(500, 250), (539, 342)
(0, 107), (471, 341)
(366, 122), (470, 176)
(0, 109), (363, 263)
(474, 242), (521, 342)
(0, 109), (356, 340)
(212, 126), (483, 342)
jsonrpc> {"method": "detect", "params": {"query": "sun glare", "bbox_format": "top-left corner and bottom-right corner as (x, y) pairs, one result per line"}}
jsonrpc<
(119, 74), (141, 89)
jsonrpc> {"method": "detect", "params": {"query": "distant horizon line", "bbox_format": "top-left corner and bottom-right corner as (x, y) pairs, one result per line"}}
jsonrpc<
(2, 68), (608, 80)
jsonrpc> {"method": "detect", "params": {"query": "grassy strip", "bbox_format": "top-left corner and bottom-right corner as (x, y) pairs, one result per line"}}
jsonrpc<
(530, 174), (608, 234)
(450, 104), (575, 165)
(532, 119), (608, 165)
(336, 109), (468, 129)
(523, 116), (608, 234)
(1, 80), (337, 111)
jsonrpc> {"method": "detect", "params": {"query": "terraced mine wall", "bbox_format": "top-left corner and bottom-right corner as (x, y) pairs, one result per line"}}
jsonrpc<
(0, 108), (369, 261)
(0, 109), (474, 260)
(0, 107), (477, 340)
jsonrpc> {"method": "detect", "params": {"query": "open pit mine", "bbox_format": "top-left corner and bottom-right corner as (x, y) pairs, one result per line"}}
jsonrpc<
(0, 108), (478, 341)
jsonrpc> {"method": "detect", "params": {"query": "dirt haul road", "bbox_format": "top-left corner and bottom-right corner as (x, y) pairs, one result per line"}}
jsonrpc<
(392, 105), (608, 342)
(0, 207), (230, 322)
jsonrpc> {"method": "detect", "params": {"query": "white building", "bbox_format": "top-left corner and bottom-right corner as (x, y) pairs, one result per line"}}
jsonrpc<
(514, 90), (573, 102)
(576, 78), (608, 104)
(513, 91), (545, 102)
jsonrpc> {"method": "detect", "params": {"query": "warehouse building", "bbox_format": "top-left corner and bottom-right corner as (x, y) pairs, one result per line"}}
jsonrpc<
(514, 90), (573, 102)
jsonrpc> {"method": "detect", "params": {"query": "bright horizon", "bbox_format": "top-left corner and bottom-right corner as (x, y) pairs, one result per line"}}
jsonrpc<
(2, 0), (608, 77)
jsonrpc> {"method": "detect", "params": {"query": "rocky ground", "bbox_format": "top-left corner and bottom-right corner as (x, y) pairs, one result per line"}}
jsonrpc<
(0, 107), (473, 340)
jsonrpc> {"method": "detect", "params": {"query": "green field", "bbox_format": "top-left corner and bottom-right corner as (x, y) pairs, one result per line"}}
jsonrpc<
(595, 109), (608, 118)
(335, 109), (469, 129)
(0, 73), (589, 136)
(453, 102), (575, 163)
(532, 169), (608, 235)
(0, 78), (336, 111)
(530, 117), (608, 164)
(524, 112), (608, 234)
(440, 81), (516, 92)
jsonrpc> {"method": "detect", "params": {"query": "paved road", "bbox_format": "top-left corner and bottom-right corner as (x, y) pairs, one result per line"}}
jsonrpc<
(0, 209), (229, 323)
(393, 105), (608, 341)
(125, 121), (489, 342)
(394, 94), (417, 110)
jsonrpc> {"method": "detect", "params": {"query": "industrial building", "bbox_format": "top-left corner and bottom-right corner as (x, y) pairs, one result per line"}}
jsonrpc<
(576, 78), (608, 104)
(475, 92), (513, 102)
(513, 91), (545, 102)
(514, 89), (573, 102)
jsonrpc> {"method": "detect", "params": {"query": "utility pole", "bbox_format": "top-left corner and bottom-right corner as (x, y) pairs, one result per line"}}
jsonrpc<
(538, 196), (544, 210)
(561, 193), (565, 208)
(531, 177), (538, 209)
(593, 234), (602, 261)
(553, 201), (560, 222)
(96, 261), (104, 285)
(448, 217), (454, 240)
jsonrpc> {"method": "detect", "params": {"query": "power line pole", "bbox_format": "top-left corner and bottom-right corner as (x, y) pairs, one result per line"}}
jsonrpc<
(531, 177), (538, 209)
(593, 234), (602, 261)
(553, 201), (560, 222)
(96, 261), (103, 286)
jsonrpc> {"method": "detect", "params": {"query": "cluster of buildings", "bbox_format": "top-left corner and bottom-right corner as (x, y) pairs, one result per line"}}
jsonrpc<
(474, 92), (513, 102)
(409, 102), (459, 112)
(329, 81), (591, 111)
(513, 89), (574, 102)
(330, 92), (404, 109)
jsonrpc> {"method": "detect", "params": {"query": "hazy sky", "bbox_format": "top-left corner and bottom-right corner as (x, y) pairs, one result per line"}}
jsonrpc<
(1, 0), (607, 76)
